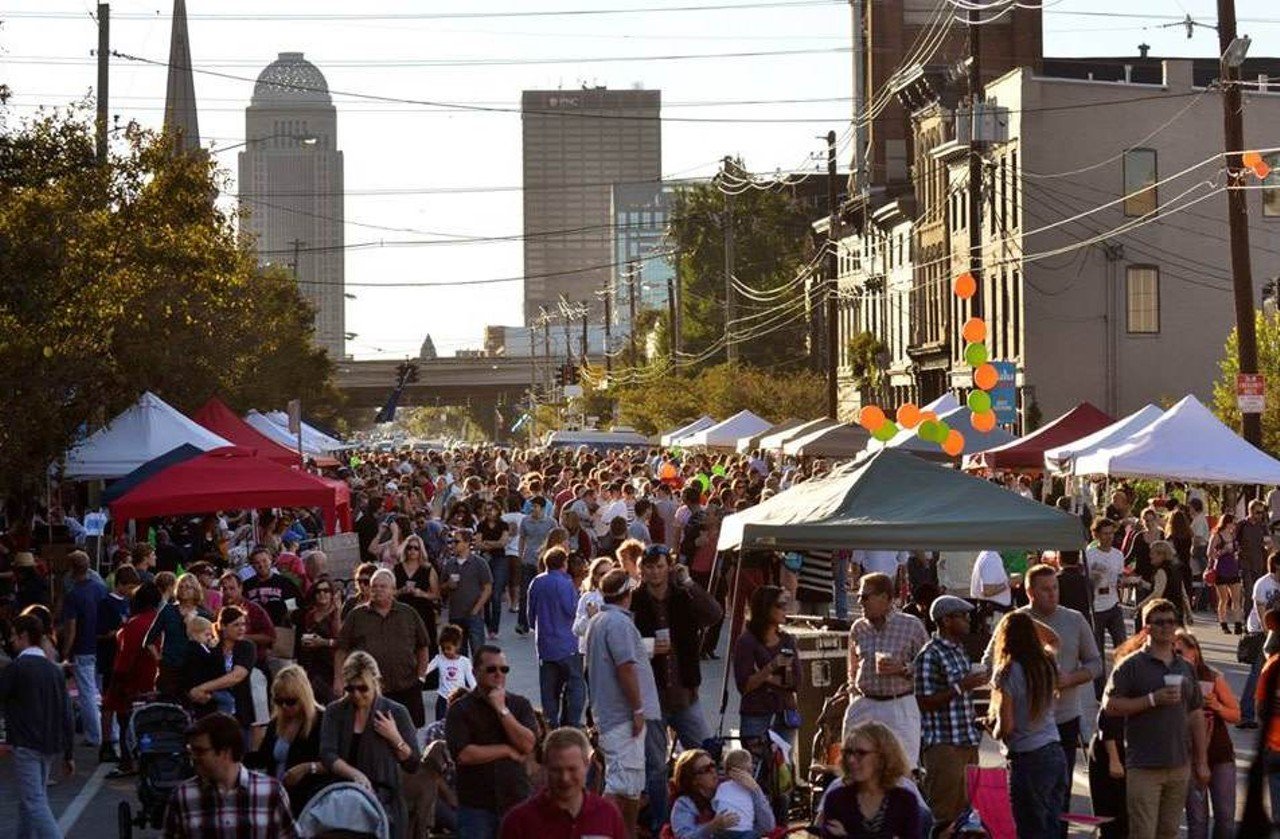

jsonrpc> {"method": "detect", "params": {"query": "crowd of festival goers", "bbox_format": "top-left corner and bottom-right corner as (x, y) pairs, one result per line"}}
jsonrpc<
(2, 443), (1280, 839)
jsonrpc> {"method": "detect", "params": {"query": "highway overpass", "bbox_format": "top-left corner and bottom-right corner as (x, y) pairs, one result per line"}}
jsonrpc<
(334, 357), (536, 410)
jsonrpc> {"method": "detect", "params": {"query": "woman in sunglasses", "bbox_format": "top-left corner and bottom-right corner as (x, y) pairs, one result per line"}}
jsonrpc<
(247, 664), (328, 815)
(818, 722), (921, 839)
(296, 575), (342, 704)
(321, 651), (422, 839)
(669, 748), (774, 838)
(395, 535), (441, 656)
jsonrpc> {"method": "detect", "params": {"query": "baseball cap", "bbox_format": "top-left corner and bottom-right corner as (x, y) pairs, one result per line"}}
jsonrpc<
(929, 595), (975, 623)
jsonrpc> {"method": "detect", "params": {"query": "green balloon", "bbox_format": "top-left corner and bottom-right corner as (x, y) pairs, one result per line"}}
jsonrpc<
(935, 421), (951, 443)
(873, 420), (899, 442)
(967, 390), (992, 414)
(917, 420), (938, 443)
(964, 342), (989, 367)
(712, 464), (727, 476)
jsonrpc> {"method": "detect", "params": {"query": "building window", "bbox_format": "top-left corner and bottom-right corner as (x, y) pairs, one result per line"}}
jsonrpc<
(1123, 149), (1158, 217)
(1265, 153), (1280, 218)
(1126, 265), (1160, 334)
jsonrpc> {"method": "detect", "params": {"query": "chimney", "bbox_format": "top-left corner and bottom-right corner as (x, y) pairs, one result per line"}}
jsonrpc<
(1138, 43), (1151, 59)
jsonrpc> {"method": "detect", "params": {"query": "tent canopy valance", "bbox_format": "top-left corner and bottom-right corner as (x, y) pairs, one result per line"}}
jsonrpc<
(717, 448), (1087, 553)
(63, 392), (231, 481)
(782, 423), (871, 458)
(193, 398), (301, 466)
(736, 418), (803, 453)
(759, 419), (837, 453)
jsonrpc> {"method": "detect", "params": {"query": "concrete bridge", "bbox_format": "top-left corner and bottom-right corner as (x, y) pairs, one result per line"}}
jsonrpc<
(334, 357), (537, 410)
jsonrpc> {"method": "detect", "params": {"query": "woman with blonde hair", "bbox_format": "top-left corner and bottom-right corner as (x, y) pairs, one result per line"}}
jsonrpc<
(1135, 540), (1191, 629)
(819, 722), (921, 838)
(393, 533), (440, 656)
(144, 571), (210, 698)
(248, 664), (329, 814)
(320, 651), (421, 839)
(571, 557), (615, 653)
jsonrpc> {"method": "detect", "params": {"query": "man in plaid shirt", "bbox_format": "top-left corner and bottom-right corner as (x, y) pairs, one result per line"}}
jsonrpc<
(914, 595), (987, 830)
(164, 712), (297, 838)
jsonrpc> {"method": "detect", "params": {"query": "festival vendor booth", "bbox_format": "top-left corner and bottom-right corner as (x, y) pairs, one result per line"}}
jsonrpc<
(963, 401), (1113, 472)
(264, 410), (347, 452)
(245, 409), (327, 456)
(660, 415), (716, 447)
(109, 446), (351, 535)
(1042, 403), (1164, 476)
(1069, 395), (1280, 484)
(715, 448), (1087, 774)
(192, 397), (302, 466)
(682, 410), (773, 452)
(781, 422), (871, 459)
(736, 417), (803, 453)
(63, 392), (231, 481)
(759, 418), (837, 455)
(874, 405), (1018, 461)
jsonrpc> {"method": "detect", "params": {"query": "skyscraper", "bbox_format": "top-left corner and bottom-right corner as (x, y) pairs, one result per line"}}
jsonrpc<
(238, 53), (345, 359)
(521, 88), (661, 325)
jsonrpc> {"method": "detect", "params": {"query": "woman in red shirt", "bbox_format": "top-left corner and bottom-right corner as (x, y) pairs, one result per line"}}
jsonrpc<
(102, 582), (162, 775)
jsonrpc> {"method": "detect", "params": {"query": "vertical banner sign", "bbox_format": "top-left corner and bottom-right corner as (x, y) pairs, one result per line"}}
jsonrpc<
(1237, 373), (1266, 414)
(989, 361), (1018, 424)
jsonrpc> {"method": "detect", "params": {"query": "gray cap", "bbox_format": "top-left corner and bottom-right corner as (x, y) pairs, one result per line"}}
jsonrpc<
(930, 595), (975, 623)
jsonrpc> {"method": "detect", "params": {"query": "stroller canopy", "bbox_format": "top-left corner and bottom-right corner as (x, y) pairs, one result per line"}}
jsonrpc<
(295, 782), (391, 839)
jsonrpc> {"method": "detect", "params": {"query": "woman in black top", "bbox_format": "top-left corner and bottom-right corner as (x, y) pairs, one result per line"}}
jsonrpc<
(295, 576), (342, 705)
(475, 502), (510, 638)
(247, 664), (330, 814)
(188, 606), (257, 734)
(393, 535), (440, 657)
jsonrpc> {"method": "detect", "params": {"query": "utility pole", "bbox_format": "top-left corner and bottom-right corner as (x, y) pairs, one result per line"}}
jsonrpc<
(96, 4), (110, 165)
(826, 130), (840, 420)
(667, 273), (678, 362)
(581, 306), (589, 365)
(603, 284), (613, 375)
(289, 238), (306, 279)
(967, 5), (985, 321)
(722, 156), (738, 364)
(628, 260), (639, 368)
(541, 308), (552, 393)
(1219, 0), (1262, 446)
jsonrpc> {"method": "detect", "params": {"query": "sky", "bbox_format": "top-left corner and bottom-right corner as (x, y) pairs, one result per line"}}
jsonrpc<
(3, 0), (1278, 361)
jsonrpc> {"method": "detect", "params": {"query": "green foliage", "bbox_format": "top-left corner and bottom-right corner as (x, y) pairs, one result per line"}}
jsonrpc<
(846, 331), (887, 388)
(667, 160), (815, 370)
(610, 363), (825, 436)
(1214, 310), (1280, 453)
(0, 108), (339, 493)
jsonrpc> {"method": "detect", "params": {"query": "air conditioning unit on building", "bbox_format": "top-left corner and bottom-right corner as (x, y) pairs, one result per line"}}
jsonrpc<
(955, 103), (1010, 145)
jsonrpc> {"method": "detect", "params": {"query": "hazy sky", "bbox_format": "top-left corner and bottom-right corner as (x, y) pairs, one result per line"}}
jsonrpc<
(3, 0), (1276, 360)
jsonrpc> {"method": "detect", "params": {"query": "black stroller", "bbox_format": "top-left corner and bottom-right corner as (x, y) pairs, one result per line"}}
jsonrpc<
(117, 702), (194, 838)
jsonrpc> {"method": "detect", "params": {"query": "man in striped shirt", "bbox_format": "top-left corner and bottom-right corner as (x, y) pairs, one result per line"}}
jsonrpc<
(164, 712), (296, 839)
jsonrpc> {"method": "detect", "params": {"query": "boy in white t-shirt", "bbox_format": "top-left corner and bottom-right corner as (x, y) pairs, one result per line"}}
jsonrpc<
(712, 748), (758, 838)
(425, 624), (475, 720)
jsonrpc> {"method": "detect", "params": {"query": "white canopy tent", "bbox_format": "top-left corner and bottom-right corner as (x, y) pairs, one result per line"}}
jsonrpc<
(660, 416), (715, 447)
(1071, 395), (1280, 484)
(681, 410), (773, 450)
(63, 392), (231, 480)
(736, 417), (802, 453)
(1043, 403), (1164, 476)
(759, 419), (837, 453)
(245, 410), (324, 456)
(782, 423), (871, 458)
(264, 410), (345, 452)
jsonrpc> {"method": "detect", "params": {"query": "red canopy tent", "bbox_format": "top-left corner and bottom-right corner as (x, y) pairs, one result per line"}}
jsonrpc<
(317, 476), (353, 533)
(192, 397), (301, 467)
(963, 402), (1114, 472)
(110, 446), (344, 534)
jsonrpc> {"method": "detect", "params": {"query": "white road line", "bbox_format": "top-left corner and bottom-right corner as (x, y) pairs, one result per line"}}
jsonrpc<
(58, 761), (110, 834)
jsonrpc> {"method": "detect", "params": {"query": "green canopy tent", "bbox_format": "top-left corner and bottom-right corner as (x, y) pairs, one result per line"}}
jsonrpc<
(717, 448), (1087, 553)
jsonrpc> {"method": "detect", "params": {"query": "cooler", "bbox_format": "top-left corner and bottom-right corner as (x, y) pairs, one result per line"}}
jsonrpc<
(788, 622), (849, 776)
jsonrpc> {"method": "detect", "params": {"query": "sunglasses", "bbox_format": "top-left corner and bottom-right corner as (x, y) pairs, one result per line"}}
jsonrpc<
(843, 747), (877, 759)
(484, 665), (511, 674)
(1147, 617), (1179, 627)
(274, 696), (299, 707)
(344, 684), (371, 695)
(406, 545), (421, 552)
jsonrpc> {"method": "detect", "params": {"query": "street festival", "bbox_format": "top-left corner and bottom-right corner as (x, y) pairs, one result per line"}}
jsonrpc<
(9, 1), (1280, 838)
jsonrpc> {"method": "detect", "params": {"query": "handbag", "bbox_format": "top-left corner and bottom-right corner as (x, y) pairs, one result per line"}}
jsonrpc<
(1238, 631), (1265, 664)
(1203, 568), (1217, 587)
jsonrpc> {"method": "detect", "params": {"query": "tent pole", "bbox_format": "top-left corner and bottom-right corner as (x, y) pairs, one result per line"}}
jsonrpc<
(715, 548), (746, 741)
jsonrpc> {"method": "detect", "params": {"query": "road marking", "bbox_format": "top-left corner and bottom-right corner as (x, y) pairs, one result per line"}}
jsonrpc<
(58, 761), (110, 834)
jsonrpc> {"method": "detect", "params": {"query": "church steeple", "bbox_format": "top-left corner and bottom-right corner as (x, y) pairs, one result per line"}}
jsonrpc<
(163, 0), (200, 152)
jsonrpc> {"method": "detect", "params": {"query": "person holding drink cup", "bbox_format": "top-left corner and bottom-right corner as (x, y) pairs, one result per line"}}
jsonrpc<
(1102, 599), (1210, 839)
(442, 528), (493, 659)
(733, 585), (801, 741)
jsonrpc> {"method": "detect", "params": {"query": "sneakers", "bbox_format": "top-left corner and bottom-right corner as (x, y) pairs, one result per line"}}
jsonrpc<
(99, 743), (120, 764)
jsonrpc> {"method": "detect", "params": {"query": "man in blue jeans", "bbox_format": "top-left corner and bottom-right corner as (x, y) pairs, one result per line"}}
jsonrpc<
(527, 545), (586, 727)
(442, 528), (494, 658)
(60, 549), (107, 753)
(1239, 552), (1280, 728)
(0, 613), (76, 838)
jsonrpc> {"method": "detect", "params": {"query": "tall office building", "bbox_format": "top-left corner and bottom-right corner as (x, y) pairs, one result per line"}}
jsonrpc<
(239, 52), (345, 359)
(610, 182), (676, 334)
(521, 88), (661, 325)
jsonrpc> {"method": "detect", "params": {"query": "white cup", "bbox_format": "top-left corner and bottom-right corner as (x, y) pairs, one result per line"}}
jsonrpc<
(449, 573), (461, 584)
(1199, 680), (1215, 697)
(406, 581), (416, 591)
(874, 652), (893, 673)
(970, 662), (987, 676)
(1163, 674), (1184, 688)
(655, 628), (671, 643)
(641, 638), (656, 657)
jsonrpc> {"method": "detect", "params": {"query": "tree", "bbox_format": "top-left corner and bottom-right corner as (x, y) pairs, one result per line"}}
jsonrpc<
(667, 159), (816, 370)
(1213, 310), (1280, 453)
(0, 108), (339, 494)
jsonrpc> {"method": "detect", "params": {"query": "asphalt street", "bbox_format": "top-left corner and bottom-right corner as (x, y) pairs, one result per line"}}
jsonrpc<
(0, 604), (1265, 838)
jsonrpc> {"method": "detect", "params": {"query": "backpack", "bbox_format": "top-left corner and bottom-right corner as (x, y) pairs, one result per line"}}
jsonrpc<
(680, 508), (706, 560)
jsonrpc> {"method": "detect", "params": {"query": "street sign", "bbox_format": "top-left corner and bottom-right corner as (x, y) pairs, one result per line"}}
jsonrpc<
(1238, 373), (1266, 414)
(989, 361), (1018, 424)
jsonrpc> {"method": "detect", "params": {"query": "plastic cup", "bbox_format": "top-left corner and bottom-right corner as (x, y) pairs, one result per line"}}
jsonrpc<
(641, 638), (656, 657)
(1163, 674), (1184, 688)
(874, 652), (893, 673)
(449, 573), (461, 584)
(1199, 680), (1215, 697)
(970, 663), (987, 676)
(655, 628), (670, 643)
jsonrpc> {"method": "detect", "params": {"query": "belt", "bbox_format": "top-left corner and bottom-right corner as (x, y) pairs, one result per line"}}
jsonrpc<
(861, 690), (913, 701)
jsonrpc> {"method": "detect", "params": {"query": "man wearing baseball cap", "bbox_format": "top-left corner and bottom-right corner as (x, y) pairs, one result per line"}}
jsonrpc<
(914, 595), (987, 830)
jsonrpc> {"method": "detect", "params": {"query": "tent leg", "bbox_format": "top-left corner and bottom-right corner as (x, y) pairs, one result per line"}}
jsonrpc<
(715, 549), (746, 742)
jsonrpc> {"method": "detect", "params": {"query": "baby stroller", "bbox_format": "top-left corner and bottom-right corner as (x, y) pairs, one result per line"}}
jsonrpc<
(295, 781), (392, 839)
(117, 702), (194, 838)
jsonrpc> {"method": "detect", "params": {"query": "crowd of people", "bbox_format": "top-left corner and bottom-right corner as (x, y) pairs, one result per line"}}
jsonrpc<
(0, 442), (1278, 839)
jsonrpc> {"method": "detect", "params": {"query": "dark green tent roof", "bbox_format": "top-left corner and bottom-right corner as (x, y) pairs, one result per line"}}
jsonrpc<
(718, 448), (1086, 552)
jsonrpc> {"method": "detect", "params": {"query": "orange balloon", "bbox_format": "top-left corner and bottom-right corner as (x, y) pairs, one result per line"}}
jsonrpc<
(896, 403), (922, 429)
(953, 272), (977, 300)
(971, 410), (997, 433)
(1243, 150), (1263, 169)
(962, 317), (987, 344)
(918, 410), (938, 425)
(859, 405), (886, 432)
(942, 429), (965, 457)
(1255, 160), (1274, 180)
(974, 363), (999, 391)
